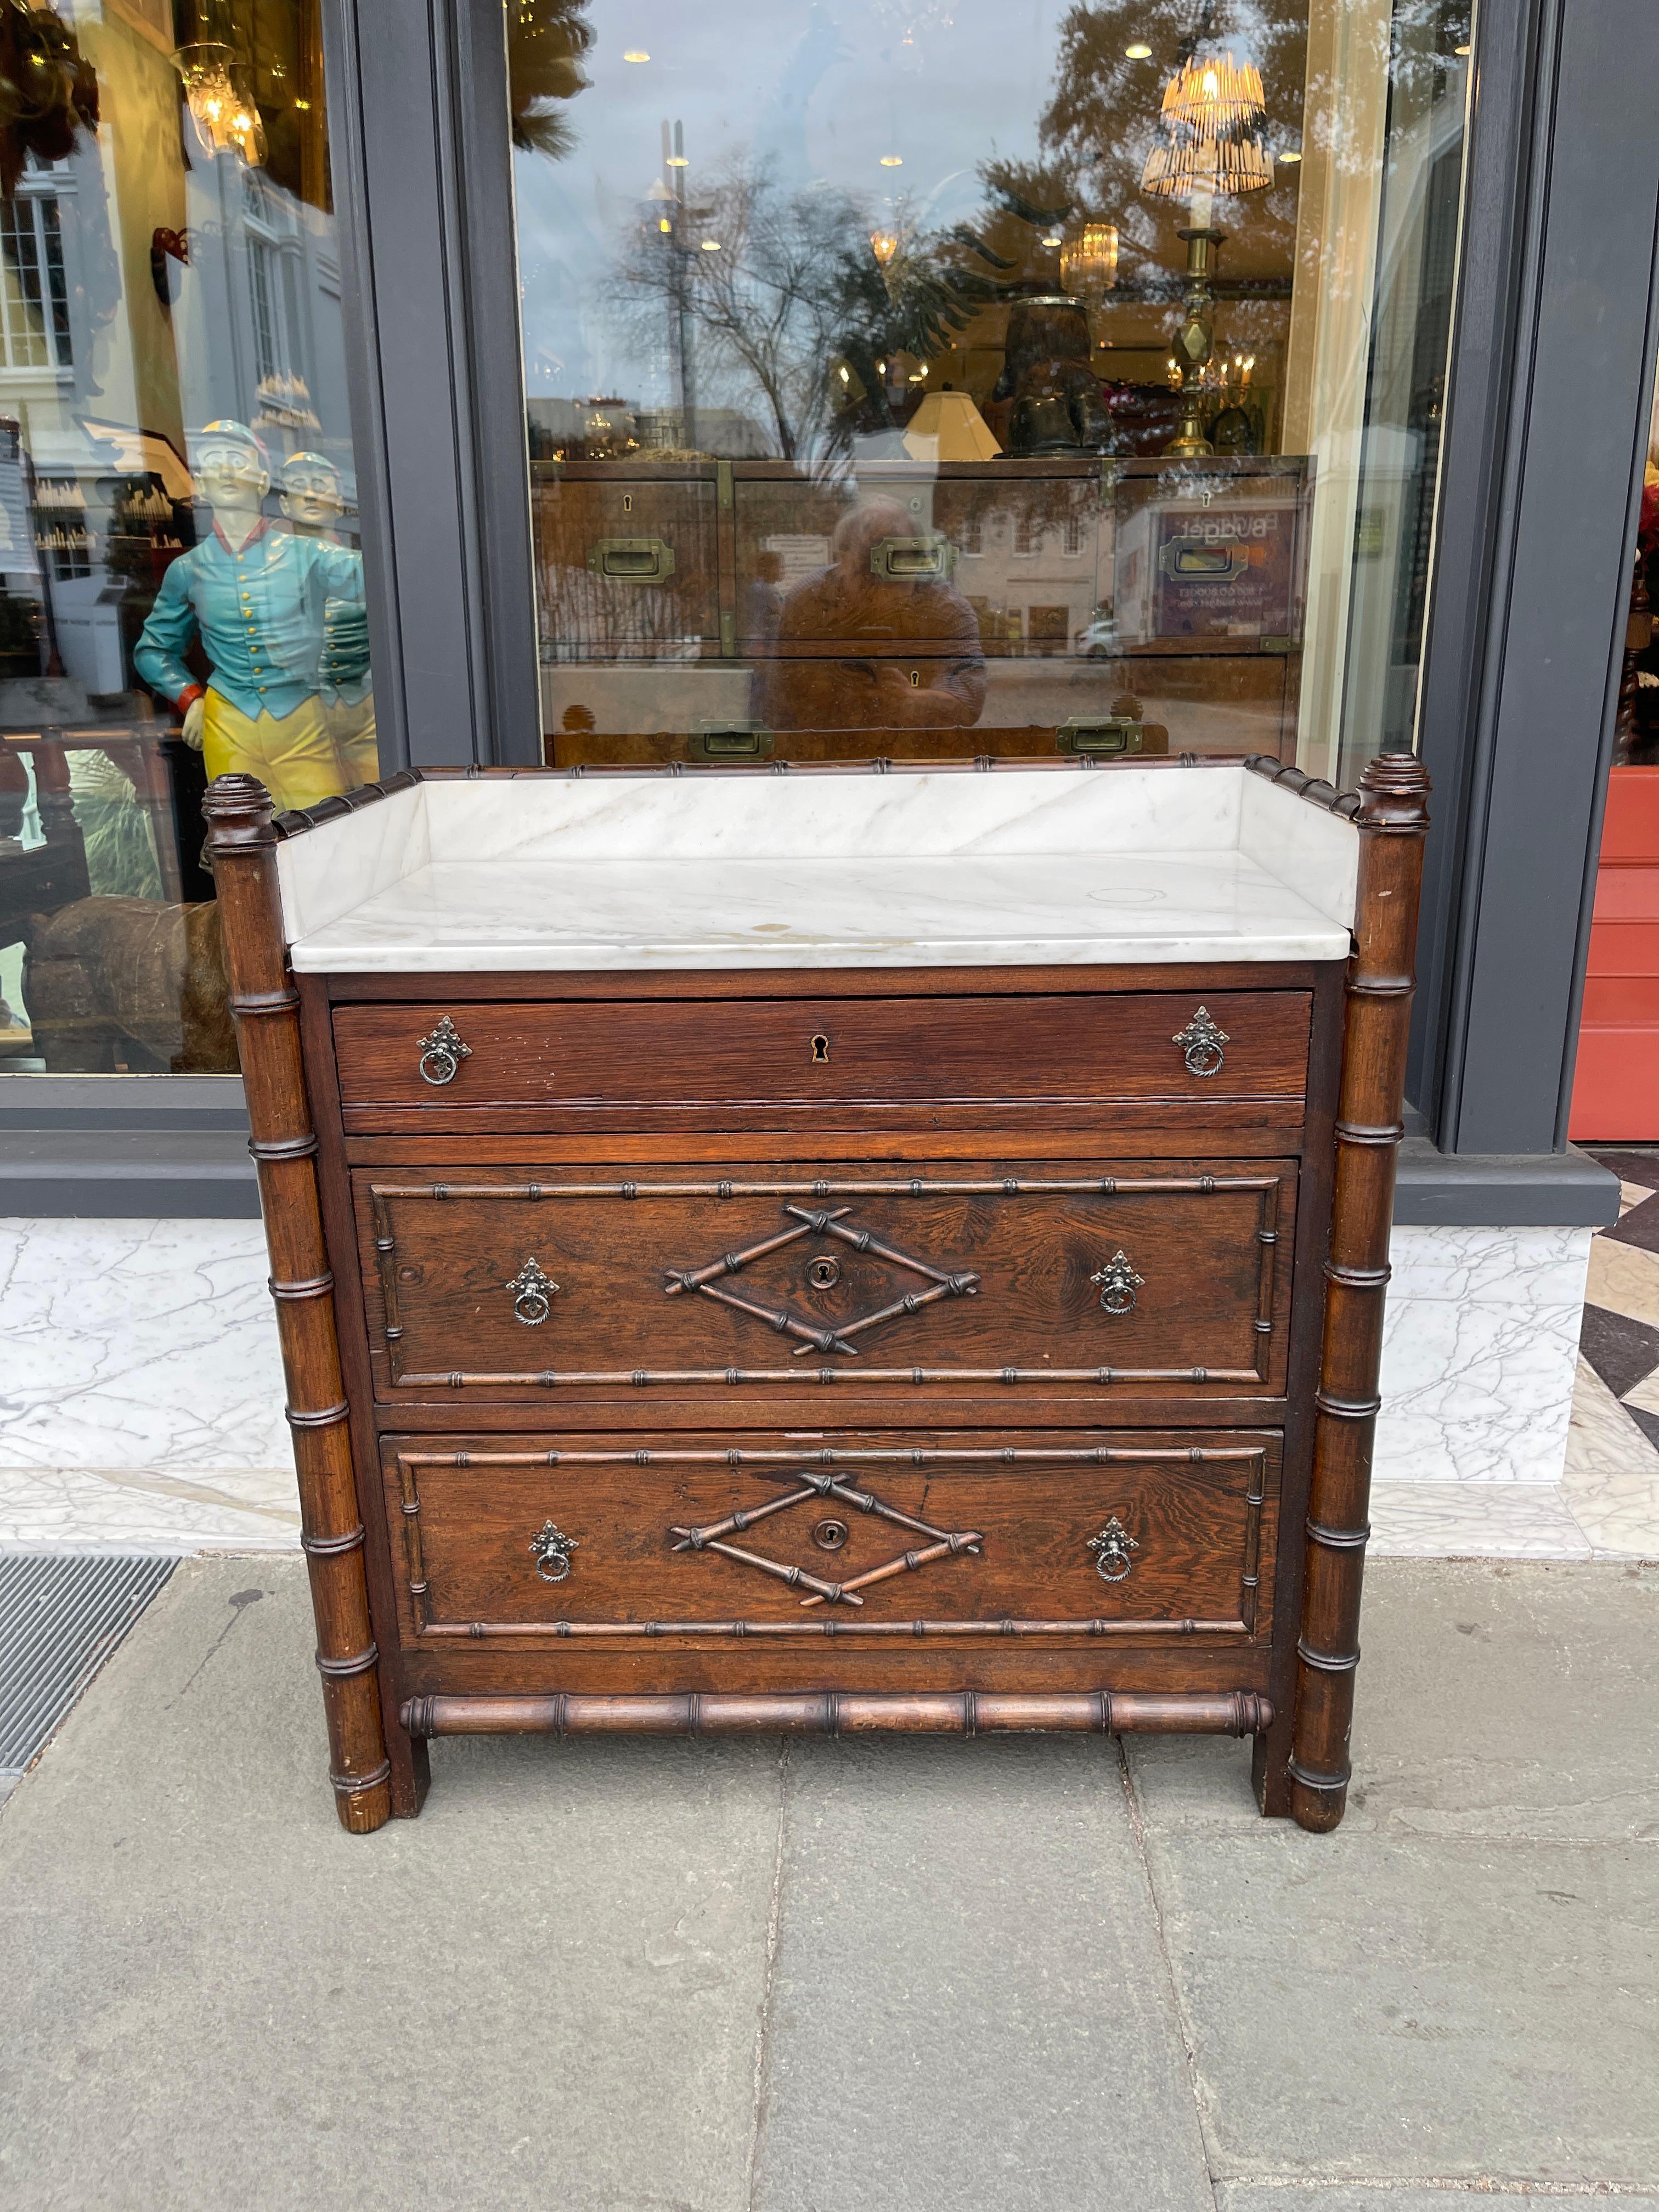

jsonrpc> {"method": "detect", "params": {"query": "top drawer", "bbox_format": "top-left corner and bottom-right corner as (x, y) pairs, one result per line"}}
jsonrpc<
(332, 992), (1311, 1114)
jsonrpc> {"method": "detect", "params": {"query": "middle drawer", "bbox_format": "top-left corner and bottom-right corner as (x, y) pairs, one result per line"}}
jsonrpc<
(354, 1155), (1296, 1403)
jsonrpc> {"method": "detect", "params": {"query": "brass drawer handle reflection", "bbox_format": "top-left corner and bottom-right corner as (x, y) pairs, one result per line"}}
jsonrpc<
(1087, 1517), (1139, 1583)
(1090, 1250), (1144, 1316)
(1173, 1005), (1229, 1078)
(507, 1257), (560, 1326)
(529, 1520), (578, 1583)
(868, 533), (957, 582)
(1057, 716), (1144, 757)
(416, 1013), (471, 1087)
(587, 535), (676, 582)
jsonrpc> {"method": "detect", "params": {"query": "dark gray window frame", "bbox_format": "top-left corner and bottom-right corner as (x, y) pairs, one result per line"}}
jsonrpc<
(2, 0), (1650, 1226)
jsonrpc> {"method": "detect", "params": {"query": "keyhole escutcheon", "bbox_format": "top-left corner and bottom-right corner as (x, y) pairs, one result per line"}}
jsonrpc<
(623, 492), (633, 512)
(811, 1032), (831, 1063)
(909, 669), (920, 687)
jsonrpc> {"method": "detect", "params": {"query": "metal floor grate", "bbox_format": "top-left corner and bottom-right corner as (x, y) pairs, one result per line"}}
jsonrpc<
(0, 1554), (177, 1776)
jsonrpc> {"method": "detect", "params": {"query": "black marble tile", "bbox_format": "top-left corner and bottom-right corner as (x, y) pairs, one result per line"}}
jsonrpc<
(1578, 1301), (1659, 1401)
(1589, 1148), (1659, 1194)
(1629, 1403), (1659, 1456)
(1604, 1189), (1659, 1257)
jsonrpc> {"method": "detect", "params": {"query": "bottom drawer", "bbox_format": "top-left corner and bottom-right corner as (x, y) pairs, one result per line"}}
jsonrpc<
(382, 1429), (1279, 1647)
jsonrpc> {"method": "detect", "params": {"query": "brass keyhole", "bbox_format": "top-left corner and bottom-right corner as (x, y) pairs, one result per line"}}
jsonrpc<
(808, 1255), (840, 1291)
(811, 1033), (830, 1062)
(909, 669), (920, 687)
(622, 492), (633, 512)
(812, 1517), (849, 1551)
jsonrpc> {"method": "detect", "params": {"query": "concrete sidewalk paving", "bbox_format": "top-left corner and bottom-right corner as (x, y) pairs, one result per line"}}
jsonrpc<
(0, 1558), (1654, 2211)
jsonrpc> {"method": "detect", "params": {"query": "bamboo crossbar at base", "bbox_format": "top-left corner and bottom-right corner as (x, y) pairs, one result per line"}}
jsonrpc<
(402, 1690), (1275, 1738)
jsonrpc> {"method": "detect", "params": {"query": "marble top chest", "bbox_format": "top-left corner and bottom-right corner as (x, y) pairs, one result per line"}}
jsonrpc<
(204, 750), (1427, 1833)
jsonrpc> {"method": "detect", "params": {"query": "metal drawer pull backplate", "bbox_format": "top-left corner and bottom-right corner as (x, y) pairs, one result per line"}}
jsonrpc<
(507, 1257), (560, 1326)
(416, 1013), (471, 1087)
(1087, 1517), (1139, 1582)
(529, 1521), (578, 1583)
(1173, 1005), (1229, 1077)
(1090, 1250), (1144, 1316)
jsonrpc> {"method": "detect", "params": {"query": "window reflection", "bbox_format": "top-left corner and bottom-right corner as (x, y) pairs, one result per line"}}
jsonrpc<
(0, 0), (371, 1075)
(512, 0), (1470, 777)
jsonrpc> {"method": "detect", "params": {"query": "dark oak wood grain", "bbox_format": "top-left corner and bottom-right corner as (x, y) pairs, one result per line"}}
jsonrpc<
(331, 991), (1313, 1113)
(378, 1430), (1279, 1646)
(351, 1158), (1295, 1403)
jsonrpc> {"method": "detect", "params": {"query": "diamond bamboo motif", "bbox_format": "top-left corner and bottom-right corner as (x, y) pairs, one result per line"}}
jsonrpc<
(671, 1466), (984, 1608)
(663, 1203), (979, 1357)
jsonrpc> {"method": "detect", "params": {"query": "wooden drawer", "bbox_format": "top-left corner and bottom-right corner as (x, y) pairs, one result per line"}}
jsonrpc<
(382, 1429), (1279, 1645)
(354, 1155), (1295, 1401)
(332, 991), (1312, 1114)
(531, 466), (723, 659)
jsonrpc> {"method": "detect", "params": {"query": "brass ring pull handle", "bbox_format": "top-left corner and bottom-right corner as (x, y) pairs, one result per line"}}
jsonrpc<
(416, 1014), (471, 1087)
(1087, 1517), (1139, 1583)
(529, 1520), (578, 1583)
(868, 533), (958, 583)
(1090, 1250), (1144, 1316)
(507, 1257), (560, 1327)
(587, 535), (676, 582)
(1173, 1005), (1229, 1078)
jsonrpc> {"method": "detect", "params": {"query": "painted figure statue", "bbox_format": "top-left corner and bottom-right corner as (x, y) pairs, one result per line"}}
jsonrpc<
(133, 421), (370, 813)
(278, 449), (376, 792)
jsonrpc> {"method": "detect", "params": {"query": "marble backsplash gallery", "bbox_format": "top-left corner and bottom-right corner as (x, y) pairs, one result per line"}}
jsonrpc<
(0, 1212), (1638, 1559)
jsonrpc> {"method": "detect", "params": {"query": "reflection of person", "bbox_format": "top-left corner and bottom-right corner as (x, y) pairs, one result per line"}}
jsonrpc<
(278, 450), (376, 792)
(133, 421), (367, 813)
(758, 500), (987, 732)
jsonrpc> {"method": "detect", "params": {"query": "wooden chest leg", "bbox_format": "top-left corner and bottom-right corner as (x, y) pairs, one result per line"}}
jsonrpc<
(206, 774), (393, 1835)
(1289, 752), (1429, 1833)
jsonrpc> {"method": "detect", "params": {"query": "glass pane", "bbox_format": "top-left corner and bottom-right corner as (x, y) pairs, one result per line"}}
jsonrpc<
(509, 0), (1470, 777)
(0, 0), (373, 1076)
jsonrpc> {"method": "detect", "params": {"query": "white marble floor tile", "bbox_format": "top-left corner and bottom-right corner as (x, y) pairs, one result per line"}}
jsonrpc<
(0, 1220), (289, 1473)
(1620, 1178), (1657, 1215)
(0, 1466), (300, 1554)
(1584, 1233), (1659, 1331)
(1561, 1357), (1659, 1557)
(1624, 1368), (1659, 1418)
(1368, 1481), (1592, 1558)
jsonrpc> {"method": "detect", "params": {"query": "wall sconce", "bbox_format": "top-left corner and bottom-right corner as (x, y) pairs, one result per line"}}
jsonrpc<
(175, 42), (266, 167)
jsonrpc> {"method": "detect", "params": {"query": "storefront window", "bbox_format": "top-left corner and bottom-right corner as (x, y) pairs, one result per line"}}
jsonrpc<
(509, 0), (1471, 776)
(0, 0), (373, 1074)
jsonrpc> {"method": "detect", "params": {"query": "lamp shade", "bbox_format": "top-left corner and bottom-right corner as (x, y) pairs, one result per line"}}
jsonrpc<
(1141, 32), (1271, 203)
(902, 391), (1002, 462)
(1159, 46), (1266, 136)
(1142, 128), (1272, 199)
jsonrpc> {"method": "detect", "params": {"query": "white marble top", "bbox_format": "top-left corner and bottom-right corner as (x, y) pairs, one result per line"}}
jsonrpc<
(277, 764), (1358, 973)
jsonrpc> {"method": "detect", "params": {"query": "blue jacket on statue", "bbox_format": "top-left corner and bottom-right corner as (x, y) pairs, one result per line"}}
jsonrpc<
(134, 520), (366, 719)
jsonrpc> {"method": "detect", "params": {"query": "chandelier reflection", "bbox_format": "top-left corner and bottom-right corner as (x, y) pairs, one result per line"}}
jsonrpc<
(1059, 221), (1119, 304)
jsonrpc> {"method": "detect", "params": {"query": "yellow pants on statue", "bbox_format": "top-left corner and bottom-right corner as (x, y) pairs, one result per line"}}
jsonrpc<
(323, 693), (379, 793)
(202, 689), (347, 814)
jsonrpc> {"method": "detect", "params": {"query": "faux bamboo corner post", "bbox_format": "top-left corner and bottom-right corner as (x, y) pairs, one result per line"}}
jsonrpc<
(204, 772), (392, 1834)
(1289, 749), (1431, 1832)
